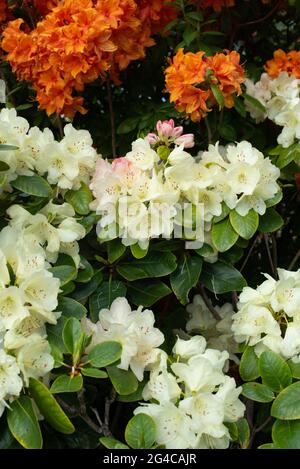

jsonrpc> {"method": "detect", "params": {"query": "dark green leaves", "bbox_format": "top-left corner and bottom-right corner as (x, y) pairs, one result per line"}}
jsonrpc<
(107, 366), (138, 395)
(201, 261), (247, 294)
(7, 396), (42, 449)
(65, 183), (93, 215)
(239, 346), (260, 381)
(229, 210), (259, 240)
(258, 208), (284, 233)
(89, 280), (127, 322)
(271, 382), (300, 420)
(272, 420), (300, 449)
(242, 383), (274, 403)
(127, 280), (171, 307)
(11, 174), (52, 198)
(87, 341), (122, 368)
(117, 252), (177, 281)
(212, 217), (239, 252)
(170, 255), (202, 304)
(258, 351), (292, 392)
(50, 374), (83, 394)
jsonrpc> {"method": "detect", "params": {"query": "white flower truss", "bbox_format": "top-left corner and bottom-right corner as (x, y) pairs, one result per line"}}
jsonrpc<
(90, 136), (280, 249)
(231, 268), (300, 361)
(245, 71), (300, 148)
(0, 108), (98, 191)
(134, 335), (245, 449)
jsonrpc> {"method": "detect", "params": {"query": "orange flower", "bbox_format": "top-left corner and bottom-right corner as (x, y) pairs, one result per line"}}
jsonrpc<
(265, 49), (300, 79)
(2, 0), (178, 117)
(165, 48), (245, 121)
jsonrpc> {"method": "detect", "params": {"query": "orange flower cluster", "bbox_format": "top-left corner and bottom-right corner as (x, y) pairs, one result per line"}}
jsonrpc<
(2, 0), (177, 117)
(165, 48), (245, 122)
(265, 49), (300, 79)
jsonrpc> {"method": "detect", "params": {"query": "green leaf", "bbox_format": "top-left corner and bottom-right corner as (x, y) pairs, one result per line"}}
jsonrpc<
(107, 239), (126, 263)
(0, 161), (9, 171)
(236, 418), (250, 449)
(107, 366), (138, 395)
(87, 341), (122, 368)
(265, 191), (283, 208)
(213, 202), (231, 223)
(287, 360), (300, 379)
(258, 443), (277, 449)
(81, 368), (108, 379)
(272, 420), (300, 449)
(229, 210), (259, 240)
(62, 318), (82, 355)
(239, 346), (260, 381)
(118, 381), (146, 402)
(29, 378), (75, 434)
(194, 243), (214, 257)
(218, 123), (237, 141)
(0, 144), (19, 151)
(130, 244), (149, 259)
(125, 414), (156, 449)
(244, 93), (266, 112)
(271, 382), (300, 420)
(0, 173), (7, 187)
(259, 351), (292, 392)
(49, 265), (77, 286)
(7, 396), (42, 449)
(212, 217), (239, 252)
(76, 257), (94, 283)
(89, 280), (127, 322)
(242, 382), (274, 403)
(100, 437), (129, 449)
(57, 296), (87, 320)
(170, 255), (202, 305)
(201, 261), (247, 294)
(72, 270), (103, 301)
(11, 174), (52, 198)
(276, 143), (300, 169)
(50, 374), (83, 394)
(117, 117), (139, 135)
(127, 280), (171, 307)
(65, 183), (93, 215)
(211, 84), (225, 108)
(258, 208), (284, 233)
(117, 252), (177, 281)
(233, 94), (247, 117)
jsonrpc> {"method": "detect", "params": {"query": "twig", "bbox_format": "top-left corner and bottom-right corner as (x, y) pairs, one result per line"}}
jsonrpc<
(240, 234), (260, 272)
(240, 0), (282, 28)
(198, 284), (221, 320)
(106, 79), (117, 159)
(264, 233), (276, 278)
(105, 388), (117, 426)
(289, 247), (300, 271)
(248, 416), (272, 448)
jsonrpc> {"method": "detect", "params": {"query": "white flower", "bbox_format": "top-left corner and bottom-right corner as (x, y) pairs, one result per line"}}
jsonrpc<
(216, 376), (245, 422)
(0, 286), (28, 329)
(134, 402), (197, 449)
(126, 138), (158, 170)
(0, 249), (10, 289)
(0, 349), (22, 414)
(19, 270), (60, 312)
(173, 336), (207, 360)
(226, 141), (261, 165)
(16, 336), (54, 386)
(142, 369), (181, 403)
(227, 162), (260, 196)
(232, 304), (281, 345)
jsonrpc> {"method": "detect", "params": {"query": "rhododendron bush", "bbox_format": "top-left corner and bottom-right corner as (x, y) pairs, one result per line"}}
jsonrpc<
(0, 0), (300, 453)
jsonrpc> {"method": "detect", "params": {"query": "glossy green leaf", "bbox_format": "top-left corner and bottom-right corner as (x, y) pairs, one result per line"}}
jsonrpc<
(116, 251), (177, 281)
(29, 378), (75, 434)
(236, 418), (250, 449)
(62, 318), (82, 355)
(107, 366), (138, 395)
(242, 382), (274, 403)
(11, 174), (52, 198)
(212, 217), (239, 252)
(72, 270), (103, 301)
(87, 341), (122, 368)
(229, 209), (259, 240)
(107, 239), (126, 263)
(125, 414), (156, 449)
(130, 243), (149, 259)
(89, 280), (127, 322)
(239, 346), (260, 381)
(211, 83), (224, 108)
(170, 255), (202, 305)
(259, 351), (292, 392)
(49, 265), (77, 286)
(271, 382), (300, 420)
(57, 296), (87, 319)
(127, 280), (171, 307)
(7, 396), (42, 449)
(201, 261), (247, 294)
(76, 257), (94, 283)
(272, 419), (300, 449)
(65, 183), (93, 215)
(100, 437), (129, 449)
(81, 368), (108, 378)
(258, 208), (284, 233)
(50, 374), (83, 394)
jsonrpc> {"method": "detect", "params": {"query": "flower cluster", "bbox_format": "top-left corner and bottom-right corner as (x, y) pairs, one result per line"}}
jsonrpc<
(90, 130), (280, 248)
(265, 49), (300, 80)
(2, 0), (177, 116)
(165, 48), (245, 121)
(245, 71), (300, 147)
(232, 268), (300, 362)
(186, 295), (239, 364)
(0, 108), (97, 190)
(135, 335), (245, 449)
(81, 297), (164, 381)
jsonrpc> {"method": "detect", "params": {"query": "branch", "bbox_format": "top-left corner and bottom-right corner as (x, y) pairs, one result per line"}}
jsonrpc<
(197, 284), (221, 320)
(240, 0), (283, 28)
(264, 233), (277, 278)
(106, 79), (117, 159)
(288, 247), (300, 271)
(240, 233), (261, 272)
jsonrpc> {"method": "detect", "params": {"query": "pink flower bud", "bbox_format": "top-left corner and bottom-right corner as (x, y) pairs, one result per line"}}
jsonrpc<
(156, 119), (175, 137)
(146, 133), (159, 145)
(172, 126), (184, 138)
(174, 133), (195, 148)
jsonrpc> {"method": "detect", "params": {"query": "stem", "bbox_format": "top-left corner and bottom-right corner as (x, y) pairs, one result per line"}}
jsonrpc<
(289, 248), (300, 271)
(204, 118), (212, 145)
(106, 79), (117, 159)
(197, 284), (221, 320)
(104, 388), (117, 427)
(264, 234), (277, 278)
(240, 234), (260, 272)
(248, 416), (272, 448)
